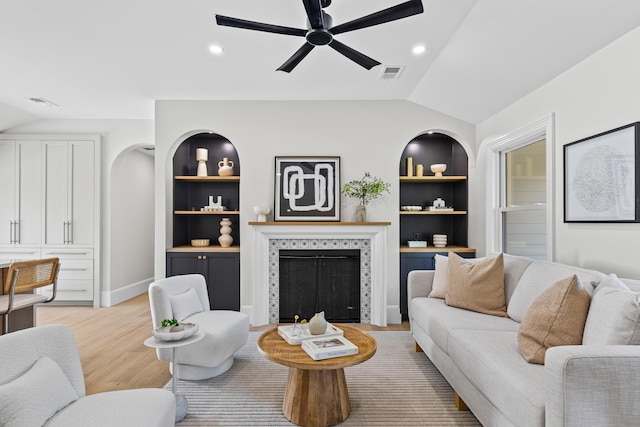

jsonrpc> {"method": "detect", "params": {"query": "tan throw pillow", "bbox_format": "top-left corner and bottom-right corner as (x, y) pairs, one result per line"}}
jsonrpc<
(445, 252), (507, 317)
(428, 254), (449, 299)
(518, 275), (591, 365)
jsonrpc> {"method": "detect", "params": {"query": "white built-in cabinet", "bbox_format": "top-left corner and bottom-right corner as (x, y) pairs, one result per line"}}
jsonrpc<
(0, 135), (100, 306)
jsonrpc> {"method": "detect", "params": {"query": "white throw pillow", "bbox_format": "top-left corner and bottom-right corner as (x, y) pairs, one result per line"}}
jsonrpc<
(0, 356), (78, 427)
(583, 273), (640, 345)
(169, 287), (204, 322)
(428, 254), (449, 299)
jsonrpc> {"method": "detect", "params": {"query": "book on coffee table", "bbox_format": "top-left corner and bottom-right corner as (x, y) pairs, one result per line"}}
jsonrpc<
(302, 335), (359, 361)
(278, 323), (343, 345)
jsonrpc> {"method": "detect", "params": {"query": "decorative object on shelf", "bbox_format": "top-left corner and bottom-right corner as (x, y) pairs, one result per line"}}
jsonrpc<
(342, 172), (391, 222)
(433, 234), (447, 248)
(408, 240), (427, 247)
(308, 311), (328, 335)
(416, 164), (424, 176)
(218, 218), (233, 247)
(430, 163), (447, 177)
(196, 148), (208, 177)
(564, 122), (640, 223)
(253, 206), (271, 222)
(202, 195), (225, 212)
(218, 157), (234, 176)
(275, 156), (341, 221)
(406, 157), (414, 177)
(433, 198), (445, 208)
(401, 205), (423, 211)
(191, 239), (210, 247)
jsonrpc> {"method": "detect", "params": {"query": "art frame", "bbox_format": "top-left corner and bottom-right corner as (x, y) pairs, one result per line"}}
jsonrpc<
(564, 122), (640, 223)
(274, 156), (341, 221)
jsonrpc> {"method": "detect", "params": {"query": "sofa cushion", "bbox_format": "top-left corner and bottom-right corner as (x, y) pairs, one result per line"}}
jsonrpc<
(508, 261), (603, 322)
(428, 254), (449, 298)
(446, 252), (507, 317)
(169, 287), (204, 322)
(410, 297), (519, 354)
(503, 254), (536, 305)
(583, 274), (640, 345)
(0, 356), (78, 427)
(518, 275), (591, 364)
(448, 329), (545, 426)
(45, 389), (176, 427)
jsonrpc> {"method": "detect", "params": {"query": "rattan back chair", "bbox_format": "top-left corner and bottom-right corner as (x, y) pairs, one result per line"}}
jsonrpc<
(0, 257), (60, 334)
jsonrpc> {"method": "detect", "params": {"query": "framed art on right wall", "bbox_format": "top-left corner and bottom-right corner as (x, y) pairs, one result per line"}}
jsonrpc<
(564, 122), (640, 222)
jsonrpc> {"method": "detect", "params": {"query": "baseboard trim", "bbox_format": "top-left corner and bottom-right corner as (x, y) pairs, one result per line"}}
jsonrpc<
(101, 278), (152, 307)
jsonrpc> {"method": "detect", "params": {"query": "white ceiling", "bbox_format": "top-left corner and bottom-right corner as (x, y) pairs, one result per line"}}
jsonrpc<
(1, 0), (640, 131)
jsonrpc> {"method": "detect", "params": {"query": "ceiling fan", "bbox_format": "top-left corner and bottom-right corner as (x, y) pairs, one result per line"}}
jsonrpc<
(215, 0), (424, 72)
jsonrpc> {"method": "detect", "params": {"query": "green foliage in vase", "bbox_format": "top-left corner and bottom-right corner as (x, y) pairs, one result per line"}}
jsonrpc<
(342, 172), (391, 206)
(160, 318), (179, 328)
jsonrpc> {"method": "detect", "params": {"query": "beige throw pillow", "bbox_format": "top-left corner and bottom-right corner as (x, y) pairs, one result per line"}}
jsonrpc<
(428, 254), (449, 299)
(445, 252), (507, 317)
(518, 275), (591, 365)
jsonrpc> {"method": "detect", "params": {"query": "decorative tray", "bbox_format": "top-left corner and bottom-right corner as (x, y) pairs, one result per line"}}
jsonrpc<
(278, 323), (343, 345)
(153, 323), (199, 341)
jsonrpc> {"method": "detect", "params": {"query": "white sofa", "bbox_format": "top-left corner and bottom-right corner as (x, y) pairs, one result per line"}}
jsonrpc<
(0, 324), (175, 427)
(408, 253), (640, 427)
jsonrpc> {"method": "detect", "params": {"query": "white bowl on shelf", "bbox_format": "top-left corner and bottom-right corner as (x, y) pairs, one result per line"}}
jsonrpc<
(408, 241), (427, 248)
(191, 239), (210, 247)
(430, 163), (447, 177)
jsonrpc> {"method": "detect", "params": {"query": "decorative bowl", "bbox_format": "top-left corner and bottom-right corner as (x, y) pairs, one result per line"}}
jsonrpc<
(153, 323), (198, 341)
(408, 241), (427, 248)
(430, 163), (447, 177)
(191, 239), (210, 247)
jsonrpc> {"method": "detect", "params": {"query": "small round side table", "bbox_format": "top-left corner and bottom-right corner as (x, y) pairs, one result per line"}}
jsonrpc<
(144, 331), (205, 422)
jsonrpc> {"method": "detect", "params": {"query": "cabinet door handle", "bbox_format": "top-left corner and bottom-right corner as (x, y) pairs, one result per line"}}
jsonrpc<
(14, 221), (19, 244)
(68, 221), (73, 244)
(202, 255), (207, 260)
(9, 221), (15, 244)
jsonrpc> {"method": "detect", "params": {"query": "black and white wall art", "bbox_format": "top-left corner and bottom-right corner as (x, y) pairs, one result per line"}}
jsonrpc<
(564, 122), (640, 222)
(275, 156), (340, 221)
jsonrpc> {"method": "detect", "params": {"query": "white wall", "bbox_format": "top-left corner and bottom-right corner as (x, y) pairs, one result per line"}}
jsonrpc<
(108, 148), (155, 304)
(473, 26), (640, 279)
(5, 118), (155, 304)
(155, 100), (476, 323)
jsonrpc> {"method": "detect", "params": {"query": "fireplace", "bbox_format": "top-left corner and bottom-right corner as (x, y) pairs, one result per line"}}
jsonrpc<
(250, 222), (390, 326)
(278, 249), (361, 323)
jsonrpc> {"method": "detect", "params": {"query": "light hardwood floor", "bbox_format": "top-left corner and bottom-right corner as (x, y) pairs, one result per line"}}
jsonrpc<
(37, 294), (409, 394)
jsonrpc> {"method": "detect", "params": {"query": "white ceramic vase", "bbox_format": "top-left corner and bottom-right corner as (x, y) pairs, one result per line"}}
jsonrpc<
(218, 158), (234, 176)
(218, 217), (233, 247)
(308, 311), (328, 335)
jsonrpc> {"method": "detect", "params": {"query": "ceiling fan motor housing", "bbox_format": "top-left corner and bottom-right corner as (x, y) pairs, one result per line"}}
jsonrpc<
(306, 29), (333, 45)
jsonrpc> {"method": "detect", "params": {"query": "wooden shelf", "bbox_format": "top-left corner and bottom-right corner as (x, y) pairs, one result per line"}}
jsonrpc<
(400, 245), (476, 253)
(174, 176), (240, 182)
(400, 176), (467, 183)
(167, 245), (240, 253)
(399, 210), (467, 215)
(174, 210), (240, 215)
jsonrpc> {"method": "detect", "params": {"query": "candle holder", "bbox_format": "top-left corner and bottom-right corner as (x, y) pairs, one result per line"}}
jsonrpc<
(196, 148), (208, 177)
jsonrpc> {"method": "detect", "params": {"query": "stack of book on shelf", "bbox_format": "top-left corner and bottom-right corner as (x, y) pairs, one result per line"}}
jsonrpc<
(302, 336), (359, 361)
(277, 323), (343, 345)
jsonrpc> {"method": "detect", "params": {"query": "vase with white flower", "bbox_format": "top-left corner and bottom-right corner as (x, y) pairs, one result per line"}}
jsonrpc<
(342, 172), (391, 222)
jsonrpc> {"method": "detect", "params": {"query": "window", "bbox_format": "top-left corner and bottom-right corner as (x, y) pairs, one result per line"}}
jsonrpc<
(486, 115), (555, 260)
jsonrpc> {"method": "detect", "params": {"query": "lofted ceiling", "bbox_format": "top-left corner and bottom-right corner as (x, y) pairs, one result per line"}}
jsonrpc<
(1, 0), (640, 131)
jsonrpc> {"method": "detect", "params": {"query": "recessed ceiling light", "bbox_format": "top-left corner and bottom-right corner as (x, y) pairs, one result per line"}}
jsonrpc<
(412, 45), (426, 55)
(209, 45), (224, 55)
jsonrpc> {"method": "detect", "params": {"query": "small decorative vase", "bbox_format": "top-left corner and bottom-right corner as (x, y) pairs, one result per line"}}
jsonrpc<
(253, 206), (271, 222)
(218, 158), (234, 176)
(355, 205), (367, 222)
(308, 311), (328, 335)
(218, 217), (233, 247)
(196, 148), (208, 177)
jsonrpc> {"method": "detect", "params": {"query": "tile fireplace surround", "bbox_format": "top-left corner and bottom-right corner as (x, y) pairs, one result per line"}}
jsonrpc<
(250, 222), (390, 326)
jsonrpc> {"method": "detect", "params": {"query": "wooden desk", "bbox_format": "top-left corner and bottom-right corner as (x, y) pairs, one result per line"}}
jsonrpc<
(257, 324), (377, 427)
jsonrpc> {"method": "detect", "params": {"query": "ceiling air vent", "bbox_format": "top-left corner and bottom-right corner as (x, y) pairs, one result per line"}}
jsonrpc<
(27, 97), (59, 107)
(379, 66), (404, 80)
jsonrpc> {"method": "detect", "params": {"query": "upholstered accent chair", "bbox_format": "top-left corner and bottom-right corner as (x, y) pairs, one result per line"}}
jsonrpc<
(148, 274), (249, 380)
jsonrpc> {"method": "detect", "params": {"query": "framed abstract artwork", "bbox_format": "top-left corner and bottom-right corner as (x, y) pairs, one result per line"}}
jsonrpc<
(275, 156), (340, 221)
(564, 122), (640, 222)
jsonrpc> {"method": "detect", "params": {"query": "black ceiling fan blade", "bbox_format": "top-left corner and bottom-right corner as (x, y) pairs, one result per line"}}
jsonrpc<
(216, 15), (306, 37)
(302, 0), (323, 29)
(277, 43), (316, 73)
(328, 39), (380, 70)
(330, 0), (424, 35)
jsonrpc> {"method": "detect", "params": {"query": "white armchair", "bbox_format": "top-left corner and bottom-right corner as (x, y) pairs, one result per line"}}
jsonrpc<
(148, 274), (249, 380)
(0, 324), (175, 427)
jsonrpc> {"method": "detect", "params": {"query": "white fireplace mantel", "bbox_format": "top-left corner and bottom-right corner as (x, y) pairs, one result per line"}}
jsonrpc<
(250, 222), (390, 326)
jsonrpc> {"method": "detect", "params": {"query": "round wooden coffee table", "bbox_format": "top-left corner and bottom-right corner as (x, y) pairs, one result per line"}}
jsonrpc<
(257, 324), (377, 427)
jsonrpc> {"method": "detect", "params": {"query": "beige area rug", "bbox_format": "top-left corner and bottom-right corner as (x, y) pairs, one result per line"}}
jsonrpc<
(166, 331), (480, 426)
